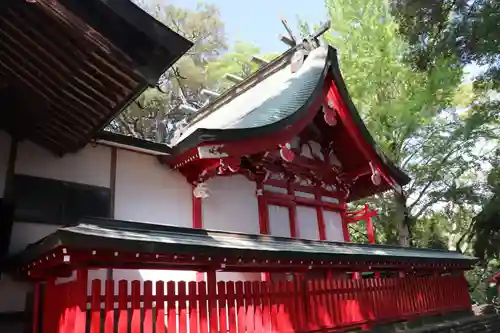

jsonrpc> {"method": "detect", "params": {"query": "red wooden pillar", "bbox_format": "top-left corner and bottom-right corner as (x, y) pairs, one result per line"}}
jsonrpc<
(286, 180), (297, 238)
(341, 212), (351, 242)
(41, 277), (56, 333)
(365, 214), (375, 244)
(32, 282), (41, 333)
(256, 180), (271, 281)
(192, 187), (205, 282)
(206, 270), (218, 333)
(315, 186), (326, 240)
(73, 269), (89, 333)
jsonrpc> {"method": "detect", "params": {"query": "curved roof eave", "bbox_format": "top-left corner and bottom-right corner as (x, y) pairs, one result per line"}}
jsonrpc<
(170, 46), (410, 187)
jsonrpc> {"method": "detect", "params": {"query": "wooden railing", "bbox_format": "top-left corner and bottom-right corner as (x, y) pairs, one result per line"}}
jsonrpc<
(43, 275), (471, 333)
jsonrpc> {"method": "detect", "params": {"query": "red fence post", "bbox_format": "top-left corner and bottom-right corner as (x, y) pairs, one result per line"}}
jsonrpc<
(155, 281), (166, 333)
(104, 280), (115, 333)
(143, 281), (153, 333)
(117, 280), (128, 333)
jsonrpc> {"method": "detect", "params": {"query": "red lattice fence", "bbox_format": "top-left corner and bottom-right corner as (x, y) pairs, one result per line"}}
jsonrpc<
(40, 274), (471, 333)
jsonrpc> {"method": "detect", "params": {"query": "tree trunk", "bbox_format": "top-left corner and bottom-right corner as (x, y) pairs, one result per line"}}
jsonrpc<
(395, 192), (411, 247)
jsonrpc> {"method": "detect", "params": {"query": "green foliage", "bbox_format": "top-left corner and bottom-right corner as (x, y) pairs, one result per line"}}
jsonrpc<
(390, 0), (500, 262)
(322, 0), (495, 250)
(107, 3), (274, 144)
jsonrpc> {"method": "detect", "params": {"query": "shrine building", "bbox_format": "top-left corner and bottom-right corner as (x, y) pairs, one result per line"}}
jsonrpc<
(0, 1), (476, 333)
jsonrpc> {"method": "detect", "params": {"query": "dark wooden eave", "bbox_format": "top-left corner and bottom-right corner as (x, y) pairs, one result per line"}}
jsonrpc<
(0, 0), (192, 155)
(7, 218), (477, 279)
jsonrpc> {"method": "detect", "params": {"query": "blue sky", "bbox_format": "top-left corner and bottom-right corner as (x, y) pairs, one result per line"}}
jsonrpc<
(165, 0), (328, 53)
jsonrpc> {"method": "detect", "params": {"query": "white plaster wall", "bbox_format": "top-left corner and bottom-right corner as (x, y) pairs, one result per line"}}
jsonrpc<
(9, 222), (61, 255)
(268, 205), (291, 237)
(202, 175), (260, 234)
(0, 222), (61, 314)
(324, 210), (344, 242)
(216, 272), (261, 282)
(296, 206), (319, 240)
(15, 141), (111, 187)
(0, 131), (10, 195)
(0, 275), (32, 313)
(114, 149), (192, 226)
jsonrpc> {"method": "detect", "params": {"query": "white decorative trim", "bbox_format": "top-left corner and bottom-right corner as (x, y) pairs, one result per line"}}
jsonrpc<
(197, 145), (228, 159)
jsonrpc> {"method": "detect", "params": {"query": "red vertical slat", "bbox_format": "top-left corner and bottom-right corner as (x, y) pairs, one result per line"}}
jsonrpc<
(90, 280), (102, 333)
(294, 277), (306, 331)
(218, 282), (228, 333)
(167, 282), (177, 333)
(235, 282), (246, 333)
(226, 282), (237, 333)
(207, 276), (218, 333)
(178, 282), (188, 333)
(306, 280), (316, 331)
(198, 282), (208, 333)
(155, 281), (166, 333)
(188, 282), (199, 333)
(330, 278), (340, 329)
(244, 282), (254, 333)
(269, 282), (279, 333)
(117, 280), (128, 333)
(144, 281), (154, 333)
(74, 270), (88, 333)
(55, 283), (65, 333)
(284, 281), (297, 332)
(337, 279), (346, 328)
(42, 279), (56, 333)
(131, 281), (142, 333)
(60, 282), (72, 333)
(32, 282), (41, 333)
(375, 278), (385, 320)
(279, 281), (294, 333)
(352, 278), (362, 325)
(252, 282), (263, 333)
(104, 280), (115, 333)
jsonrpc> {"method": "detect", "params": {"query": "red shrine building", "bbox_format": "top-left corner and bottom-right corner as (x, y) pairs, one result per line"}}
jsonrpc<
(0, 1), (476, 333)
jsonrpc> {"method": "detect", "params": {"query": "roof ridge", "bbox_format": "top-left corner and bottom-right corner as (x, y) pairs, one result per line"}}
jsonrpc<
(179, 21), (332, 134)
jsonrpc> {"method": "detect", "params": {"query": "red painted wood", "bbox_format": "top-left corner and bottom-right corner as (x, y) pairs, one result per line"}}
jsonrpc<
(218, 282), (228, 333)
(192, 187), (202, 229)
(260, 283), (271, 333)
(155, 282), (166, 333)
(206, 272), (218, 333)
(226, 282), (237, 333)
(188, 282), (199, 333)
(74, 269), (88, 333)
(197, 282), (208, 333)
(131, 281), (141, 333)
(235, 282), (246, 333)
(117, 281), (128, 333)
(178, 282), (188, 333)
(32, 283), (40, 333)
(143, 281), (153, 333)
(167, 282), (177, 333)
(40, 272), (473, 333)
(244, 282), (255, 333)
(42, 278), (55, 333)
(104, 280), (115, 333)
(90, 280), (101, 333)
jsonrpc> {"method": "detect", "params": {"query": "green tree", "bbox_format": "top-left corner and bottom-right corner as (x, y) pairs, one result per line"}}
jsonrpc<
(323, 0), (491, 247)
(390, 0), (500, 256)
(107, 3), (274, 144)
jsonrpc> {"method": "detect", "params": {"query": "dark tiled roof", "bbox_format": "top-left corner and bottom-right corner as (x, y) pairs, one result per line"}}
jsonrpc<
(15, 218), (476, 266)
